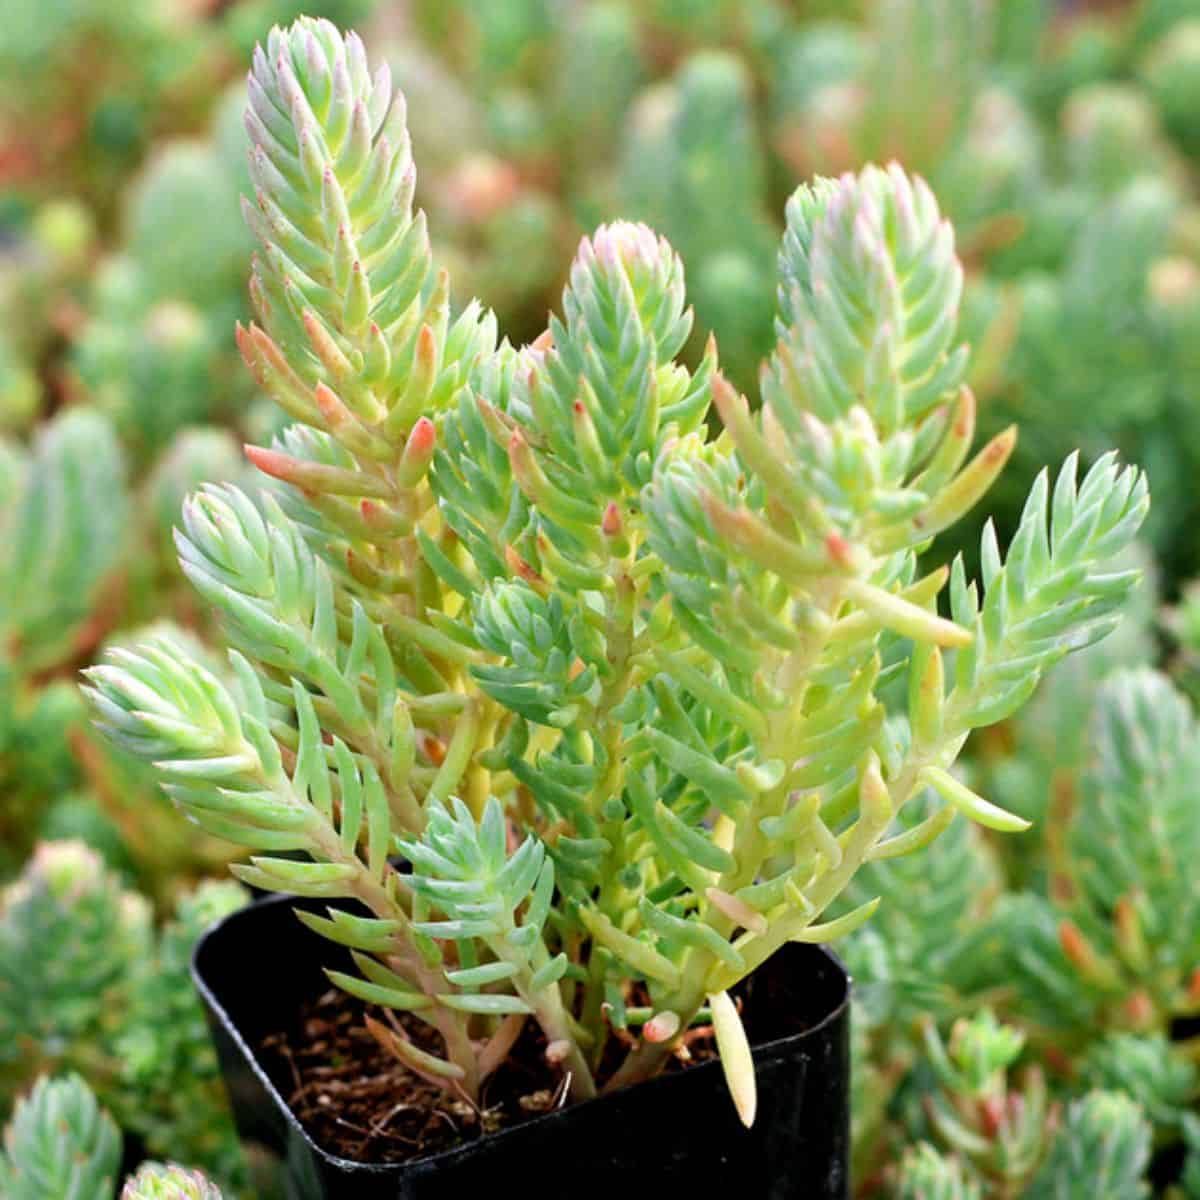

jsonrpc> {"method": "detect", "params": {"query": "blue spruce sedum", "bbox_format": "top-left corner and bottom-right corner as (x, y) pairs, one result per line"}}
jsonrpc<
(0, 1073), (121, 1200)
(85, 15), (1149, 1121)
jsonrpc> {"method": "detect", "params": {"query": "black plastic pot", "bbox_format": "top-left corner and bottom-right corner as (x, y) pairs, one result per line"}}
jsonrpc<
(193, 892), (851, 1199)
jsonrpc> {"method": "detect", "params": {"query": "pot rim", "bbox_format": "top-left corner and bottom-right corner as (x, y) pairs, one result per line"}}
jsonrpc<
(192, 889), (851, 1175)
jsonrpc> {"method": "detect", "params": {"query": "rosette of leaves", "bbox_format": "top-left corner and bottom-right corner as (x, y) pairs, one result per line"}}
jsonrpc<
(121, 1163), (227, 1200)
(0, 1073), (122, 1200)
(36, 625), (239, 898)
(0, 846), (249, 1181)
(0, 1072), (232, 1200)
(86, 15), (1148, 1123)
(0, 841), (151, 1100)
(144, 429), (250, 569)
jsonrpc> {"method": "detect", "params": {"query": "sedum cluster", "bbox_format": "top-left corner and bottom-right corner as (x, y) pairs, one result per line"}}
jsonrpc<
(0, 1072), (227, 1200)
(0, 1073), (122, 1200)
(894, 1085), (1152, 1200)
(0, 842), (249, 1185)
(88, 17), (1148, 1121)
(976, 667), (1200, 1046)
(888, 1010), (1153, 1199)
(121, 1163), (227, 1200)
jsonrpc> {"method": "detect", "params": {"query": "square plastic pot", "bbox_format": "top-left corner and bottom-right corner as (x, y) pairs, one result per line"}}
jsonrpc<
(193, 891), (851, 1199)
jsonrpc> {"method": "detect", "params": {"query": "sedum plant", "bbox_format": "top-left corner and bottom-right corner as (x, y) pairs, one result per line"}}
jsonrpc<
(0, 409), (130, 872)
(894, 1143), (982, 1200)
(0, 1071), (228, 1200)
(1023, 1090), (1152, 1200)
(890, 1011), (1156, 1199)
(911, 1009), (1054, 1194)
(86, 16), (1148, 1125)
(0, 840), (151, 1099)
(0, 843), (248, 1184)
(121, 1163), (226, 1200)
(978, 668), (1200, 1046)
(0, 1073), (122, 1200)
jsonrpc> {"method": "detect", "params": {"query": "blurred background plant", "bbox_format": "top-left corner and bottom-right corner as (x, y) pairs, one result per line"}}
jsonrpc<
(6, 0), (1200, 1194)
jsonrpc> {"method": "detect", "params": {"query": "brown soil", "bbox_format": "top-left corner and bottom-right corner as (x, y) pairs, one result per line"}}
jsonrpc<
(257, 985), (725, 1166)
(258, 987), (566, 1164)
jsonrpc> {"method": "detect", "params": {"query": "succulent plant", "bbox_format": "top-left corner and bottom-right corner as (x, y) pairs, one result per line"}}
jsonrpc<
(0, 407), (129, 675)
(85, 17), (1148, 1135)
(0, 1073), (122, 1200)
(893, 1060), (1154, 1200)
(0, 841), (151, 1098)
(894, 1143), (982, 1200)
(976, 174), (1200, 577)
(0, 0), (186, 215)
(74, 291), (218, 461)
(2, 0), (1199, 1190)
(1081, 1032), (1197, 1138)
(965, 665), (1200, 1076)
(769, 0), (989, 182)
(0, 412), (235, 877)
(70, 89), (264, 465)
(912, 1009), (1055, 1194)
(1024, 1090), (1152, 1200)
(970, 543), (1157, 889)
(121, 1163), (226, 1200)
(124, 141), (253, 317)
